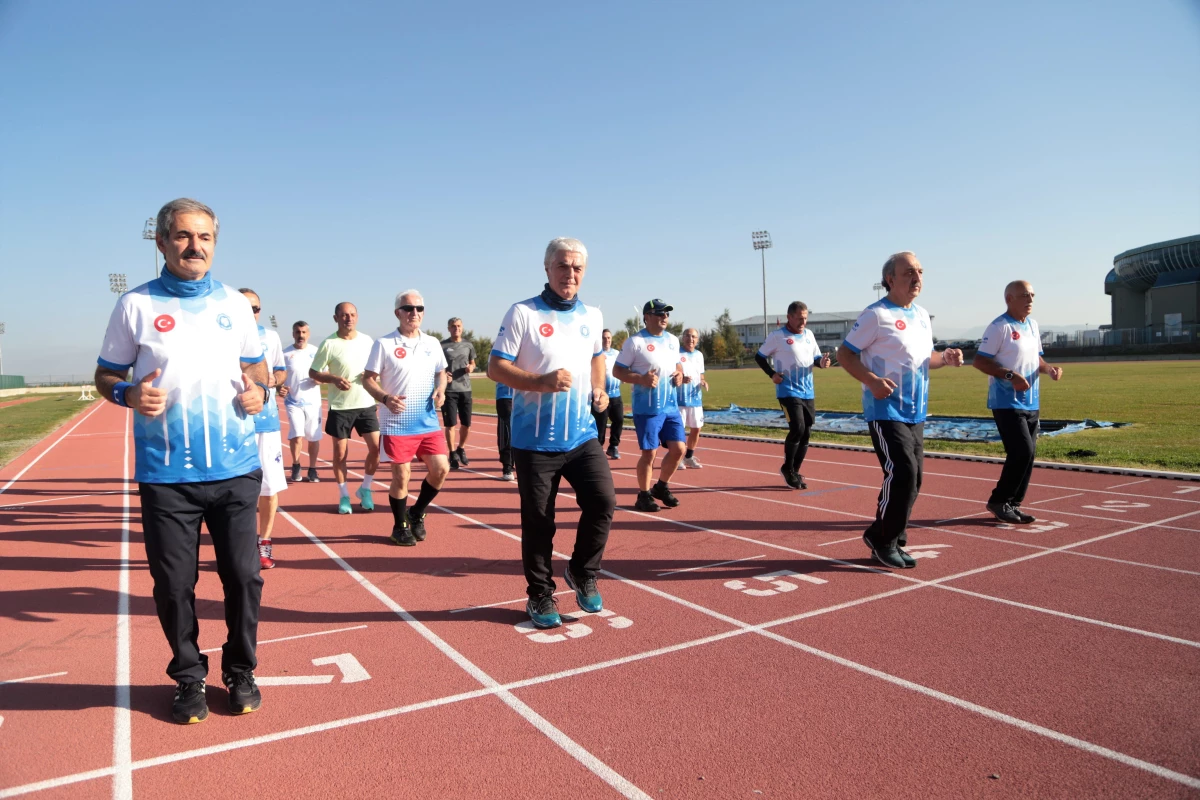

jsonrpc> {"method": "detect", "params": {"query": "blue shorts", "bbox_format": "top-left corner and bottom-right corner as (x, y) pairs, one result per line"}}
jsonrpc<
(633, 412), (686, 451)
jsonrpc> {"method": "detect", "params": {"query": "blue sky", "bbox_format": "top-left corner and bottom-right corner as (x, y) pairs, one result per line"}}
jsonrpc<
(1, 0), (1197, 376)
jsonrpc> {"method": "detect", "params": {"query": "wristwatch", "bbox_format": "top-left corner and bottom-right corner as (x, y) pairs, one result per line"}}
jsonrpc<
(1003, 371), (1014, 381)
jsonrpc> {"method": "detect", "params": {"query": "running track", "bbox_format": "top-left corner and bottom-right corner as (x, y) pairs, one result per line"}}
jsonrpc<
(2, 400), (1199, 798)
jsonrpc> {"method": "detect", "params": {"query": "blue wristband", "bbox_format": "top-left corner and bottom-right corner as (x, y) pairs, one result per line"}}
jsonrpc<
(113, 381), (134, 408)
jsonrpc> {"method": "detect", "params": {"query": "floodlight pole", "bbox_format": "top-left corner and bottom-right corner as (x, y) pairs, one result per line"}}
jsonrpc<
(873, 282), (885, 301)
(751, 231), (773, 343)
(142, 218), (159, 279)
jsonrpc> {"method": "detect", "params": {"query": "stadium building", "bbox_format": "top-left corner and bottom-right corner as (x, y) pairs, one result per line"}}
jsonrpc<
(1106, 234), (1200, 336)
(732, 312), (860, 351)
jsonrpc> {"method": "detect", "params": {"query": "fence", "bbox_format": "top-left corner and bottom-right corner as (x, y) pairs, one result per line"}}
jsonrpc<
(22, 375), (94, 387)
(0, 375), (26, 390)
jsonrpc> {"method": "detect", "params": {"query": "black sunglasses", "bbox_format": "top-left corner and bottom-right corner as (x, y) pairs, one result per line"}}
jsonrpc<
(398, 304), (425, 313)
(649, 311), (669, 317)
(250, 306), (261, 313)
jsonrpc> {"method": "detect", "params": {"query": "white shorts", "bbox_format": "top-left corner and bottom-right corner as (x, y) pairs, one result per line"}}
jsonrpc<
(257, 431), (288, 497)
(285, 403), (323, 442)
(680, 406), (704, 430)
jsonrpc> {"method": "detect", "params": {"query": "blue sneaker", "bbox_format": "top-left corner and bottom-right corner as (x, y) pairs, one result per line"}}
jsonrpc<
(526, 593), (562, 629)
(356, 486), (375, 512)
(338, 496), (352, 515)
(564, 569), (603, 613)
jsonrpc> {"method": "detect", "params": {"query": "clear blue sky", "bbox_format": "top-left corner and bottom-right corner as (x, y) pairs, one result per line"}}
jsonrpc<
(1, 0), (1197, 376)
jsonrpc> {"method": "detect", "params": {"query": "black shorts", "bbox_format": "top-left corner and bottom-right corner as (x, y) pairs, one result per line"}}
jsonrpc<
(442, 392), (473, 427)
(325, 406), (380, 439)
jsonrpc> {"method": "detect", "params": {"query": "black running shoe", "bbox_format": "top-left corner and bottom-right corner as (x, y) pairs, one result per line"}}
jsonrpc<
(171, 680), (208, 724)
(606, 445), (620, 460)
(526, 592), (562, 629)
(456, 447), (469, 466)
(306, 467), (320, 483)
(222, 671), (261, 714)
(795, 473), (808, 490)
(1012, 506), (1036, 524)
(781, 465), (801, 489)
(863, 533), (908, 569)
(390, 521), (416, 546)
(448, 452), (460, 471)
(410, 511), (427, 542)
(633, 491), (660, 512)
(896, 547), (917, 568)
(289, 463), (301, 483)
(650, 483), (679, 508)
(987, 501), (1023, 524)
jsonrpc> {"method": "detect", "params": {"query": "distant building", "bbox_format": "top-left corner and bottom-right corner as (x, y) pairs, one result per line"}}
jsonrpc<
(732, 312), (862, 351)
(1106, 234), (1200, 330)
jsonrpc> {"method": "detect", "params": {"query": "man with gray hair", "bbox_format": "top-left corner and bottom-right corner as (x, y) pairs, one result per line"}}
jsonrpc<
(95, 198), (267, 723)
(973, 280), (1063, 523)
(489, 237), (616, 630)
(441, 317), (476, 469)
(838, 252), (964, 569)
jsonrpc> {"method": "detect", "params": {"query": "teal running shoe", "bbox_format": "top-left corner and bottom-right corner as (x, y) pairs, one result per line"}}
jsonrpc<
(356, 486), (375, 511)
(564, 569), (603, 613)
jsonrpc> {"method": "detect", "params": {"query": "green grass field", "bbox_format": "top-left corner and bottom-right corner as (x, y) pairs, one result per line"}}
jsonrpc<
(470, 360), (1200, 473)
(0, 394), (96, 468)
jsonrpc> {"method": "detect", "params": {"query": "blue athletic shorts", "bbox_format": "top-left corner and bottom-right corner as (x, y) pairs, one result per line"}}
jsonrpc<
(633, 412), (685, 451)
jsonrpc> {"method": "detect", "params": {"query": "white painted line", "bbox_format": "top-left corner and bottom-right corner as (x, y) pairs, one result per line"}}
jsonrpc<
(449, 591), (571, 614)
(112, 408), (132, 800)
(255, 675), (334, 686)
(817, 536), (864, 547)
(0, 400), (106, 497)
(0, 491), (122, 509)
(1108, 478), (1151, 490)
(199, 625), (369, 654)
(1175, 487), (1200, 495)
(1030, 492), (1085, 504)
(657, 554), (766, 576)
(0, 671), (68, 686)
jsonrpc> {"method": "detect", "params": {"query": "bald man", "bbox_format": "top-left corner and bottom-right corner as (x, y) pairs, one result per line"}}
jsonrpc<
(973, 281), (1063, 524)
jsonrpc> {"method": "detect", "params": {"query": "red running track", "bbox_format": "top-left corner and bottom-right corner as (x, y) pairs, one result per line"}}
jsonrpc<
(1, 400), (1199, 798)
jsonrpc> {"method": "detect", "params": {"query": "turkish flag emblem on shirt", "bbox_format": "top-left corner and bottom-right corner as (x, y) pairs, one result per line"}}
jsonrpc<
(539, 323), (554, 337)
(394, 347), (407, 358)
(786, 338), (794, 345)
(154, 315), (176, 332)
(895, 320), (907, 331)
(647, 344), (656, 352)
(1011, 331), (1021, 340)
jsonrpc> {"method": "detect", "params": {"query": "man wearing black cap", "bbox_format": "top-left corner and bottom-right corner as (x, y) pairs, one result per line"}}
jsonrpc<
(613, 300), (686, 512)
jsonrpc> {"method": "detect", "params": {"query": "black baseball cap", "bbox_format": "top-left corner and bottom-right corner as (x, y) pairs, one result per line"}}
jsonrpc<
(643, 299), (674, 314)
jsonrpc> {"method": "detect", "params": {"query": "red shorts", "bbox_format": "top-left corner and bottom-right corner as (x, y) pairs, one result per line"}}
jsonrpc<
(382, 431), (447, 463)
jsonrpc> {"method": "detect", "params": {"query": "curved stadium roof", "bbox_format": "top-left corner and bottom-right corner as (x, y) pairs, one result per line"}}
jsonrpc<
(1106, 234), (1200, 293)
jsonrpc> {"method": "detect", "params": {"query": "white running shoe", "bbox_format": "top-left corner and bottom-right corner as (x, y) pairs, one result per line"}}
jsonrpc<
(682, 456), (702, 469)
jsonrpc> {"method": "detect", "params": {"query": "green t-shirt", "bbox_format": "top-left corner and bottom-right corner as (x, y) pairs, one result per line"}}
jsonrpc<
(311, 332), (376, 411)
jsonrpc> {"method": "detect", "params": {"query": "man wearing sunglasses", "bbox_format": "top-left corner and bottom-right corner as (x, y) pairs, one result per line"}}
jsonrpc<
(309, 302), (380, 514)
(364, 291), (449, 545)
(239, 289), (289, 570)
(613, 299), (687, 513)
(489, 237), (615, 630)
(441, 317), (476, 470)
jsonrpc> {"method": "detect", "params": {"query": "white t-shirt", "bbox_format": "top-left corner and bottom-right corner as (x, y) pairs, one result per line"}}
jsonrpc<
(364, 330), (448, 436)
(978, 314), (1043, 411)
(842, 299), (934, 423)
(253, 326), (286, 434)
(615, 330), (682, 416)
(758, 327), (822, 400)
(282, 343), (322, 408)
(97, 277), (263, 483)
(491, 294), (604, 452)
(677, 348), (705, 408)
(602, 348), (622, 397)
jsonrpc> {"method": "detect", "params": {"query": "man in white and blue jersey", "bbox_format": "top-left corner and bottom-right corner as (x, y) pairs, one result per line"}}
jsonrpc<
(95, 198), (268, 724)
(613, 299), (686, 513)
(677, 327), (708, 469)
(973, 280), (1063, 524)
(488, 237), (615, 629)
(756, 301), (832, 488)
(591, 328), (625, 460)
(838, 252), (964, 570)
(495, 379), (516, 481)
(364, 289), (449, 546)
(240, 289), (288, 570)
(279, 321), (323, 484)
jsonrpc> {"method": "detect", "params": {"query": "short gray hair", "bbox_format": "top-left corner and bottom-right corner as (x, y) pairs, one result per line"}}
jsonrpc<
(786, 301), (808, 316)
(394, 289), (423, 309)
(447, 316), (462, 326)
(544, 237), (588, 267)
(157, 198), (219, 241)
(881, 251), (916, 290)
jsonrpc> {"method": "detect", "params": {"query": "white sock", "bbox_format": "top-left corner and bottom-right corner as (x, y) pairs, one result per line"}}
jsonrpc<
(361, 474), (374, 491)
(338, 482), (349, 499)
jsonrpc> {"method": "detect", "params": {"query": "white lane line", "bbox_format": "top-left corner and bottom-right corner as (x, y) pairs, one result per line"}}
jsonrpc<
(817, 536), (863, 547)
(255, 675), (334, 686)
(449, 591), (571, 615)
(279, 511), (652, 800)
(1174, 487), (1200, 495)
(657, 555), (766, 576)
(199, 625), (369, 654)
(1031, 492), (1086, 504)
(0, 401), (106, 497)
(0, 491), (123, 509)
(1108, 478), (1152, 490)
(0, 671), (68, 686)
(112, 408), (132, 800)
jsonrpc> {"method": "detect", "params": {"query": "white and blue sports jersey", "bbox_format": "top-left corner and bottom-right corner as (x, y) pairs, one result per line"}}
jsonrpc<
(602, 348), (622, 397)
(758, 327), (822, 400)
(495, 381), (514, 401)
(616, 330), (682, 416)
(253, 325), (286, 434)
(978, 314), (1043, 411)
(364, 330), (448, 436)
(282, 343), (322, 408)
(98, 275), (263, 484)
(491, 295), (604, 452)
(842, 299), (934, 424)
(677, 349), (705, 408)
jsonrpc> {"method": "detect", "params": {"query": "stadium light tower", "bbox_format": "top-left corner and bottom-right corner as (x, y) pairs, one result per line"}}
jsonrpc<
(751, 231), (773, 343)
(270, 315), (278, 329)
(873, 281), (885, 300)
(109, 273), (128, 295)
(142, 218), (159, 279)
